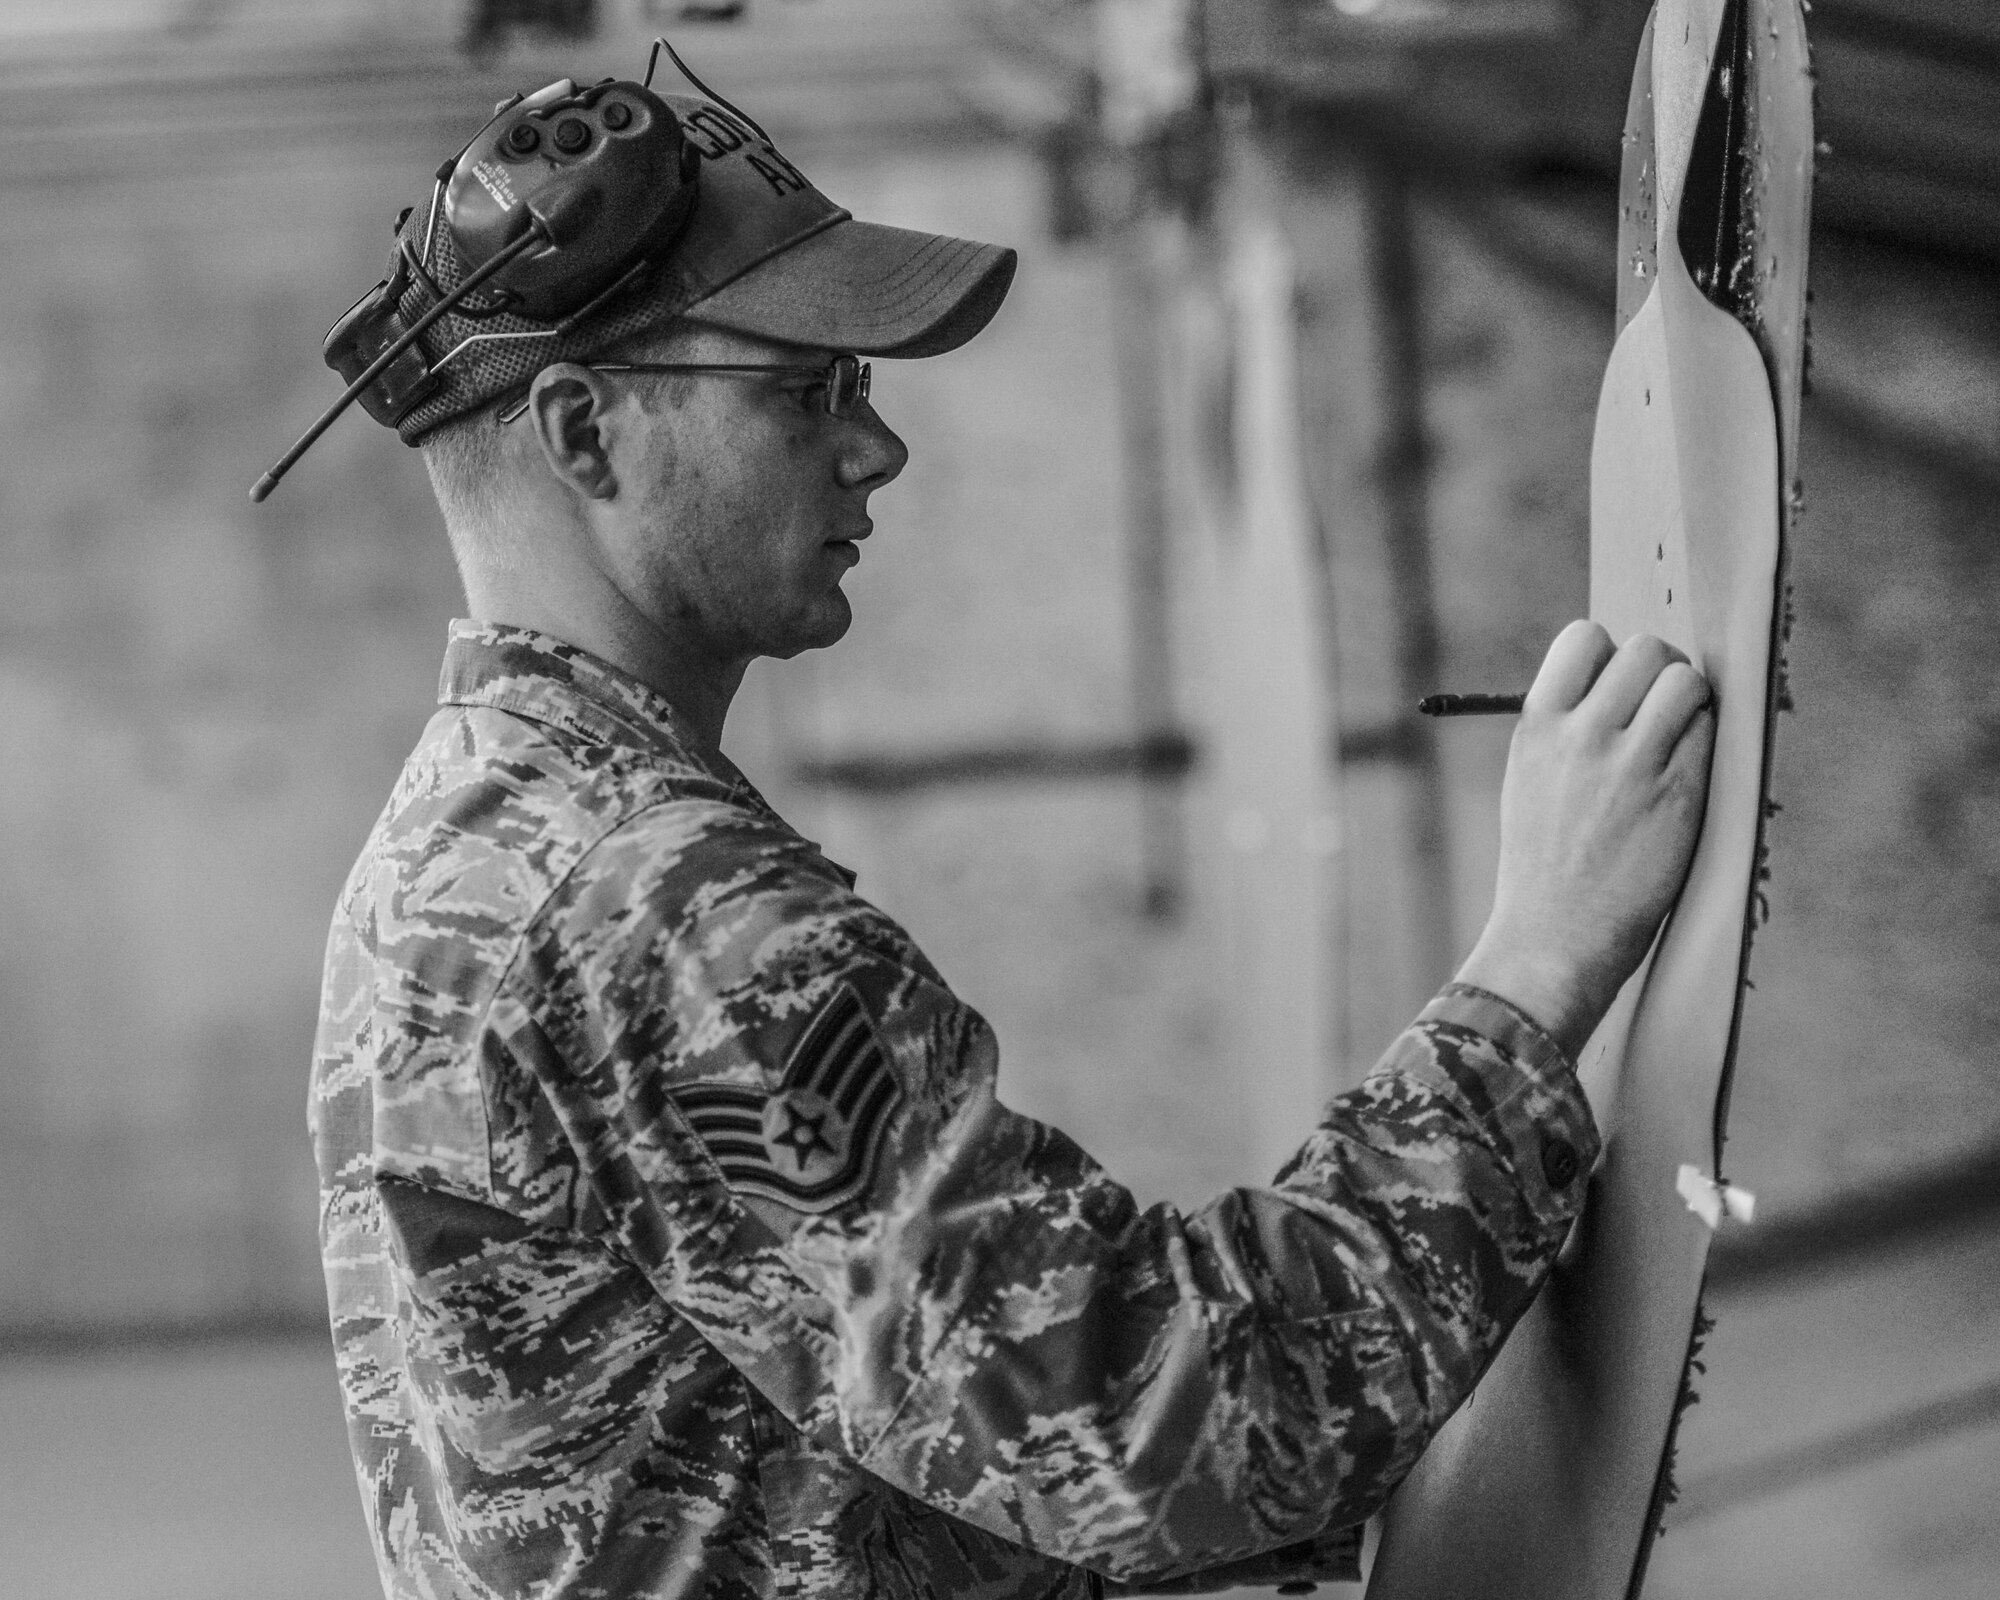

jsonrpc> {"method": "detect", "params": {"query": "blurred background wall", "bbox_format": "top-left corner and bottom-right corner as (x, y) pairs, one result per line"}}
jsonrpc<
(0, 0), (1174, 1334)
(0, 1), (1996, 1597)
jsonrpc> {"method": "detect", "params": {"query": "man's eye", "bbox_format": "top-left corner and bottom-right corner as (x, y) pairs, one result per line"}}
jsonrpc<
(776, 380), (824, 416)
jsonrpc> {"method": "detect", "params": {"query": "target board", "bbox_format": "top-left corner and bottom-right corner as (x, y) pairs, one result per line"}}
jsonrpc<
(1366, 4), (1814, 1596)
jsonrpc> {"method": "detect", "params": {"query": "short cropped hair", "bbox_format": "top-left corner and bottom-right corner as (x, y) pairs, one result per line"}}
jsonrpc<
(419, 320), (702, 581)
(421, 404), (509, 576)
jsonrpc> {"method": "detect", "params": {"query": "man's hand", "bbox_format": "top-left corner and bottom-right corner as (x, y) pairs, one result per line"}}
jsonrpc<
(1455, 621), (1716, 1059)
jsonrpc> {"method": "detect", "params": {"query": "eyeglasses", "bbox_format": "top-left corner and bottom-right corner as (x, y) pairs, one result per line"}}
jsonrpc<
(497, 353), (870, 423)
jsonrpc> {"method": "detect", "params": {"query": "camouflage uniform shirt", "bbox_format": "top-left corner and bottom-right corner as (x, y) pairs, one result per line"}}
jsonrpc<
(311, 622), (1601, 1599)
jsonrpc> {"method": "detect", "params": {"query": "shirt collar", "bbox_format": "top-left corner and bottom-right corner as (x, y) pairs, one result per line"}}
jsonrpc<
(438, 619), (764, 800)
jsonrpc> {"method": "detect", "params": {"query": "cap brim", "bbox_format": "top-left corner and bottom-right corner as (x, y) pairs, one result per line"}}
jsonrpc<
(682, 219), (1017, 358)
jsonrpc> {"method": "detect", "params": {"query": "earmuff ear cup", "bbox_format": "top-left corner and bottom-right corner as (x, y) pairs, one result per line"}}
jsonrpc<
(442, 80), (701, 322)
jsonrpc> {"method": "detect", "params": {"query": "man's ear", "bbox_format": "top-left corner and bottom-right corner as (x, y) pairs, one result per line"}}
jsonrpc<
(526, 364), (619, 500)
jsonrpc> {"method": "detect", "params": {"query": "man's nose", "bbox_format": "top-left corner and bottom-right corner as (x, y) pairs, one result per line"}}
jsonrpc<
(837, 401), (909, 492)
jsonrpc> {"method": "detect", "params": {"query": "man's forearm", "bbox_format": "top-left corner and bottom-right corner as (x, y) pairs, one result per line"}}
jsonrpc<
(808, 987), (1599, 1583)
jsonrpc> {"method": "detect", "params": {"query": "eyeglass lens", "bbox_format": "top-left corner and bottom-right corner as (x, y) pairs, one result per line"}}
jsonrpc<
(829, 357), (870, 418)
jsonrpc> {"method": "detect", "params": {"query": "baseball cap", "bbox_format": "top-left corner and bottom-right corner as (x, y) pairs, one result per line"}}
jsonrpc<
(374, 89), (1016, 443)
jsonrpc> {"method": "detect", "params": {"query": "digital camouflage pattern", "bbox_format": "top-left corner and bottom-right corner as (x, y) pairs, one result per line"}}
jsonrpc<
(311, 622), (1601, 1600)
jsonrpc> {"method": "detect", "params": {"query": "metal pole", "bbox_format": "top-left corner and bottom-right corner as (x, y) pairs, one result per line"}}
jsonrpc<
(1111, 217), (1188, 918)
(1359, 152), (1458, 991)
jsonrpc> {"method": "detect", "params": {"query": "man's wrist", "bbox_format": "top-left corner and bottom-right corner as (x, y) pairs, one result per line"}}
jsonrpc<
(1452, 941), (1600, 1061)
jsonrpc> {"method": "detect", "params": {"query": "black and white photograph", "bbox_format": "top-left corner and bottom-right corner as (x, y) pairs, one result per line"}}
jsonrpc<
(1, 2), (1995, 1598)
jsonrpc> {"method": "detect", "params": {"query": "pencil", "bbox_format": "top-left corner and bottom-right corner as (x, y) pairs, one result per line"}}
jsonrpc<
(1417, 693), (1527, 717)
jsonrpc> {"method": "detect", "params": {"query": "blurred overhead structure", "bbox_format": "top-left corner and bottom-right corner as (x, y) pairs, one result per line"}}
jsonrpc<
(462, 0), (602, 55)
(971, 0), (2000, 262)
(0, 1), (993, 184)
(1359, 0), (2000, 263)
(1209, 0), (1571, 84)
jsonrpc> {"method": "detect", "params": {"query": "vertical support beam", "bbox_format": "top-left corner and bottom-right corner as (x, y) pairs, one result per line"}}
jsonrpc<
(1111, 218), (1188, 918)
(1095, 0), (1203, 920)
(1200, 126), (1347, 1172)
(1359, 153), (1459, 995)
(1272, 127), (1389, 1085)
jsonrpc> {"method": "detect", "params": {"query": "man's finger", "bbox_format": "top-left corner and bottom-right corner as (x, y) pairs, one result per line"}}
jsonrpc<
(1525, 620), (1616, 713)
(1584, 634), (1689, 728)
(1659, 697), (1718, 812)
(1629, 660), (1713, 760)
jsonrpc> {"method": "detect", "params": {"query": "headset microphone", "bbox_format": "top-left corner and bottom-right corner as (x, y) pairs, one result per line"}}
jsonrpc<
(253, 213), (555, 503)
(251, 42), (711, 503)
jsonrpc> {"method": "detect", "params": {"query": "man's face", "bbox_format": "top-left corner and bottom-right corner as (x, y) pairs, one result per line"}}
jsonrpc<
(597, 324), (909, 663)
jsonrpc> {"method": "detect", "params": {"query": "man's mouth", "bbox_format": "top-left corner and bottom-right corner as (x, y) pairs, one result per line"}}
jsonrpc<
(826, 523), (870, 564)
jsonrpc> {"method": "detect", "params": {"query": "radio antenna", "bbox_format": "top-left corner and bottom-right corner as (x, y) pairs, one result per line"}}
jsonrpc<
(249, 222), (549, 502)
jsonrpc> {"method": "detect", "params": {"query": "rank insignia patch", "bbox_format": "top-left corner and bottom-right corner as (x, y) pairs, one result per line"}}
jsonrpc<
(673, 983), (901, 1214)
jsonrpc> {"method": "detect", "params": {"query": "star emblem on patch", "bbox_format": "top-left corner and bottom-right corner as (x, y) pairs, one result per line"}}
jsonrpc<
(671, 983), (901, 1214)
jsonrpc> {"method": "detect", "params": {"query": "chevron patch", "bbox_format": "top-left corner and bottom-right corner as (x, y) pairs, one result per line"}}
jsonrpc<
(673, 983), (901, 1214)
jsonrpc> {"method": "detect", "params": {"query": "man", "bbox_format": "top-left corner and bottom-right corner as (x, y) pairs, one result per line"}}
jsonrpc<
(310, 75), (1715, 1600)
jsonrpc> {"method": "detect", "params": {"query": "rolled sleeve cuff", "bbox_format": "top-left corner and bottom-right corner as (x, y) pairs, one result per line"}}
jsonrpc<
(1401, 981), (1603, 1230)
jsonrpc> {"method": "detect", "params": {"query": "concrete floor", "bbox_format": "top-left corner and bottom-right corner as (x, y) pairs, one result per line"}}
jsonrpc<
(3, 1215), (1993, 1600)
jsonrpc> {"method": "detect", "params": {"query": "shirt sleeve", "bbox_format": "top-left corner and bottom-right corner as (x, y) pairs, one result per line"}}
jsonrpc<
(499, 799), (1600, 1587)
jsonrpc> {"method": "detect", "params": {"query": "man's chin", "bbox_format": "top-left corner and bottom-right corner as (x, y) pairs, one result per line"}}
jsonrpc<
(765, 591), (853, 659)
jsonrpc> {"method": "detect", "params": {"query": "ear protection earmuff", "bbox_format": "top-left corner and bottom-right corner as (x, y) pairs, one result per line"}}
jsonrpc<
(252, 39), (721, 502)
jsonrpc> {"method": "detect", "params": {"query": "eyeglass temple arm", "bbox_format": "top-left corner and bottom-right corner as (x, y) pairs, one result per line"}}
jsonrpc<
(498, 359), (864, 422)
(589, 362), (831, 375)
